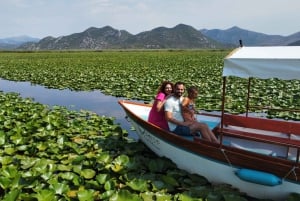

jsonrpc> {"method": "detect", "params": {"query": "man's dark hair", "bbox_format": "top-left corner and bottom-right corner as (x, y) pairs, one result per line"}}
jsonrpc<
(174, 81), (185, 88)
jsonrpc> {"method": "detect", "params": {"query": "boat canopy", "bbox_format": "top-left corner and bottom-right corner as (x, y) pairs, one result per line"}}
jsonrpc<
(223, 46), (300, 80)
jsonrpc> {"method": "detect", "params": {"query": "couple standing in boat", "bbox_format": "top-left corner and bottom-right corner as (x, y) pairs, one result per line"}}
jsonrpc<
(148, 81), (219, 143)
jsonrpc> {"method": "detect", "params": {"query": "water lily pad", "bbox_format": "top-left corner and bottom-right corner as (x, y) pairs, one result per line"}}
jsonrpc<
(99, 190), (115, 200)
(4, 146), (16, 155)
(2, 189), (20, 201)
(59, 172), (77, 180)
(0, 156), (13, 165)
(1, 165), (18, 178)
(126, 178), (149, 192)
(35, 189), (56, 201)
(111, 154), (130, 173)
(20, 157), (38, 169)
(140, 192), (155, 201)
(0, 131), (6, 145)
(110, 189), (142, 201)
(161, 175), (179, 186)
(77, 189), (96, 201)
(96, 173), (110, 184)
(52, 183), (69, 196)
(0, 177), (12, 189)
(57, 164), (72, 171)
(155, 192), (173, 201)
(104, 179), (117, 191)
(80, 169), (96, 179)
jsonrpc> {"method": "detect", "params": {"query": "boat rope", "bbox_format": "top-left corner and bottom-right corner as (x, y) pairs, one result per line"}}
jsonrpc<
(221, 149), (233, 168)
(283, 166), (298, 181)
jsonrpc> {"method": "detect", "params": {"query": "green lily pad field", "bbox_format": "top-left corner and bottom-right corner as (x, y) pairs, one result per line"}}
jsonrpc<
(0, 50), (299, 200)
(0, 91), (252, 200)
(0, 50), (299, 120)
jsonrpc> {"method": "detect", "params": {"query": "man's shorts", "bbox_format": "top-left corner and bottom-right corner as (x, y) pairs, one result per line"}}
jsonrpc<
(172, 125), (191, 136)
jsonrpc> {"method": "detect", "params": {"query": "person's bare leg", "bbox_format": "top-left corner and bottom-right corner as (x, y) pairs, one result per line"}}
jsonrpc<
(189, 122), (218, 143)
(203, 125), (219, 143)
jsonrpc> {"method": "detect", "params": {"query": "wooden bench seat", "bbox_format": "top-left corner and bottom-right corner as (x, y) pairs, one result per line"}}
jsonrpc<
(219, 114), (300, 148)
(223, 114), (300, 134)
(219, 127), (300, 148)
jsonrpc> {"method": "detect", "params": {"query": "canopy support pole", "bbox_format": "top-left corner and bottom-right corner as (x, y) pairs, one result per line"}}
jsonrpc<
(220, 77), (227, 131)
(246, 78), (252, 117)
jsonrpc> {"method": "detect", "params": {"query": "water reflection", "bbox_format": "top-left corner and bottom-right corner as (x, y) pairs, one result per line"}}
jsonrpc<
(0, 79), (137, 139)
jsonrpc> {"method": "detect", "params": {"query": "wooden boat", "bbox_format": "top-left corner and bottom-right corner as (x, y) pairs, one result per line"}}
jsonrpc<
(118, 46), (300, 201)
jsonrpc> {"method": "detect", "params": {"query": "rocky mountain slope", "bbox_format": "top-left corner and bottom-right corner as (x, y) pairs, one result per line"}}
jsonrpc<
(2, 24), (299, 50)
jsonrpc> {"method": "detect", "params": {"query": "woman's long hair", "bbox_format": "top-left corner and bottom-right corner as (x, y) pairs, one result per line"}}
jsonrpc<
(158, 81), (174, 94)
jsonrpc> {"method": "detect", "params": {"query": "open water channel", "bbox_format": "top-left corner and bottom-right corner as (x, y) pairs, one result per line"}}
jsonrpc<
(0, 78), (138, 139)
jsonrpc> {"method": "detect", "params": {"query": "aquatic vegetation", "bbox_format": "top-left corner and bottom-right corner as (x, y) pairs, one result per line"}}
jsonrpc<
(0, 91), (256, 200)
(0, 50), (299, 120)
(0, 50), (300, 200)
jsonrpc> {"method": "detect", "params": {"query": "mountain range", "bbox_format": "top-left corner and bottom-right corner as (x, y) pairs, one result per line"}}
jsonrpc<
(200, 26), (300, 46)
(1, 24), (299, 50)
(0, 35), (40, 49)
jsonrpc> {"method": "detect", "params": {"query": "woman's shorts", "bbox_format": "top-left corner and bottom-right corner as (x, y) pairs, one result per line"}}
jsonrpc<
(172, 125), (191, 136)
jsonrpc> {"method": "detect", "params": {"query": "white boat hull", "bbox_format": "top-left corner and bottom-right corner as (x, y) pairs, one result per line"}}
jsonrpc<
(120, 101), (300, 201)
(123, 100), (300, 201)
(130, 117), (300, 201)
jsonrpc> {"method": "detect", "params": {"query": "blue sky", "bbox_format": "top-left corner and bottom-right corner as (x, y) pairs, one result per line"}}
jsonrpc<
(1, 0), (299, 38)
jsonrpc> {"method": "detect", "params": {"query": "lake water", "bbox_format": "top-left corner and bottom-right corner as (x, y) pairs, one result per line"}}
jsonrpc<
(0, 79), (138, 139)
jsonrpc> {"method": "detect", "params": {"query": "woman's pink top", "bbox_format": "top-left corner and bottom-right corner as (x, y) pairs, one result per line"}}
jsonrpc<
(148, 92), (169, 130)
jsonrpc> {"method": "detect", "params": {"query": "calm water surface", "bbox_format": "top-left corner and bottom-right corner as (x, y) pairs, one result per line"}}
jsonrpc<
(0, 79), (138, 139)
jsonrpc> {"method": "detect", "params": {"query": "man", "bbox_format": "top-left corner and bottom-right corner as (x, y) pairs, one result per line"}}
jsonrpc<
(164, 81), (219, 143)
(164, 81), (191, 135)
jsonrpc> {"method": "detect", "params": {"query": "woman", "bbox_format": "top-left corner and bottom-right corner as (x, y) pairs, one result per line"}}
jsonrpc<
(181, 86), (199, 122)
(181, 86), (219, 143)
(148, 81), (174, 130)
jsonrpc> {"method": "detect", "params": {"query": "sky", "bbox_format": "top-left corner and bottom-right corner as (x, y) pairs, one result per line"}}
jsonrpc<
(1, 0), (299, 39)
